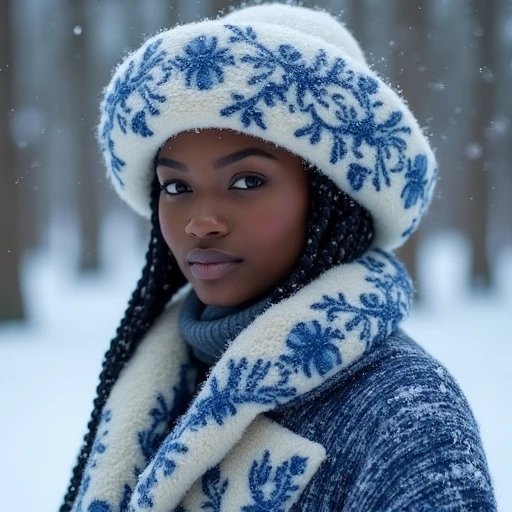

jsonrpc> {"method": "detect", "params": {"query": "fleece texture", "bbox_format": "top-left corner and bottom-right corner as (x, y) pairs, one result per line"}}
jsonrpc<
(72, 250), (496, 512)
(69, 249), (496, 511)
(97, 3), (437, 250)
(71, 249), (408, 511)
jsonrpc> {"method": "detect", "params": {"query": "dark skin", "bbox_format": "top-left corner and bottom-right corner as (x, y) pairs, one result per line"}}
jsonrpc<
(156, 129), (309, 307)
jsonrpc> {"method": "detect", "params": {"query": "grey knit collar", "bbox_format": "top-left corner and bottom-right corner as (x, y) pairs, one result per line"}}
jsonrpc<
(179, 289), (270, 364)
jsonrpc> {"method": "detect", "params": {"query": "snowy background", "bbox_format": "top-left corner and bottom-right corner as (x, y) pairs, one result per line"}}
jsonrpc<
(0, 217), (510, 512)
(1, 0), (511, 510)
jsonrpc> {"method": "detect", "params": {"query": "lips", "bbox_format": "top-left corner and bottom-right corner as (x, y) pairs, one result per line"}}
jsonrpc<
(187, 249), (243, 280)
(187, 248), (242, 264)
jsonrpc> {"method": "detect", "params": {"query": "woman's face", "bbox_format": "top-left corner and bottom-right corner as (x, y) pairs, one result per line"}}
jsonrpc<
(156, 129), (309, 307)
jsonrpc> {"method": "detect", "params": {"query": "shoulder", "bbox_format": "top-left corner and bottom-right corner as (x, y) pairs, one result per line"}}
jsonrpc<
(272, 330), (497, 511)
(276, 328), (476, 431)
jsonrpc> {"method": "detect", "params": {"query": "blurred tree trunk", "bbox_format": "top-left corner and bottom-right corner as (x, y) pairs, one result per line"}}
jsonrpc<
(465, 0), (495, 288)
(348, 0), (366, 48)
(394, 0), (427, 297)
(0, 0), (25, 321)
(70, 0), (101, 271)
(207, 0), (229, 18)
(11, 0), (46, 253)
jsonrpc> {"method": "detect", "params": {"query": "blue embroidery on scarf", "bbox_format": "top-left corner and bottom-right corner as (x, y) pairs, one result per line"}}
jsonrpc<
(73, 410), (113, 512)
(86, 502), (112, 512)
(132, 252), (411, 508)
(312, 250), (412, 346)
(138, 364), (193, 464)
(183, 358), (297, 433)
(200, 465), (229, 511)
(133, 359), (297, 508)
(135, 439), (189, 508)
(242, 451), (308, 512)
(122, 365), (193, 509)
(278, 320), (343, 378)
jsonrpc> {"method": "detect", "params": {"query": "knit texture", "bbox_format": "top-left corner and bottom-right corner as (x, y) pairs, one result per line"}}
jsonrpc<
(179, 289), (269, 364)
(268, 329), (496, 511)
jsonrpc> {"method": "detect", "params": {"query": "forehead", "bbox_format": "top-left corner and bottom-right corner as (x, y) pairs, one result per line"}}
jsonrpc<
(159, 129), (286, 159)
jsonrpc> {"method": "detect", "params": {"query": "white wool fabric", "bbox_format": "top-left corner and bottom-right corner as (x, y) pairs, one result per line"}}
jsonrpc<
(98, 3), (437, 250)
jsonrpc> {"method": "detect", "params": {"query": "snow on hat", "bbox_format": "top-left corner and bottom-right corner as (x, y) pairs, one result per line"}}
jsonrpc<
(98, 2), (437, 250)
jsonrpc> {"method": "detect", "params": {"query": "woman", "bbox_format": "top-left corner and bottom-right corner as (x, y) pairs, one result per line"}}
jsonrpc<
(61, 3), (496, 511)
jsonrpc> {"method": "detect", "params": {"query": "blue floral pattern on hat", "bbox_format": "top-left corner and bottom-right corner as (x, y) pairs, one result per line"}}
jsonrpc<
(99, 20), (436, 248)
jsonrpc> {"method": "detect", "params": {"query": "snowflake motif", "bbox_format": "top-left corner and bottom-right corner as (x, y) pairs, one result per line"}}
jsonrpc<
(220, 24), (413, 193)
(200, 465), (229, 511)
(101, 38), (171, 185)
(174, 35), (235, 90)
(242, 451), (308, 512)
(278, 320), (344, 378)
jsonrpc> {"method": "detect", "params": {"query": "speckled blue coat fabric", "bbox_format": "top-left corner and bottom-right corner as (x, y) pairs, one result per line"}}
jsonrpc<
(270, 329), (496, 511)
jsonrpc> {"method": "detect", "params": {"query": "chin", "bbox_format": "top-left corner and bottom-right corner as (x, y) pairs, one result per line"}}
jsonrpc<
(193, 285), (248, 307)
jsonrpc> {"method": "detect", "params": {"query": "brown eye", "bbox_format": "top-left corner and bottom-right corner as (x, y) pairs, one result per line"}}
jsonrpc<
(230, 176), (266, 190)
(160, 180), (191, 195)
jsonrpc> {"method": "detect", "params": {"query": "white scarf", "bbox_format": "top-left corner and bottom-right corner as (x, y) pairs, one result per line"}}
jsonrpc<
(72, 249), (412, 512)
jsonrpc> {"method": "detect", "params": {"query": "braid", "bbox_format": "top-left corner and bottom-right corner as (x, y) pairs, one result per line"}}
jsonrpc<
(271, 168), (374, 303)
(59, 177), (186, 512)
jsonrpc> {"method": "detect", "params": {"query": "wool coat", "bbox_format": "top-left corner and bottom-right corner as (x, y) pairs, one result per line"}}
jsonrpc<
(71, 250), (496, 512)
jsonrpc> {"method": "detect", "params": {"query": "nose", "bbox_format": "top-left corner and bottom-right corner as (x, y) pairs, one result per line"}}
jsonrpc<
(185, 214), (229, 239)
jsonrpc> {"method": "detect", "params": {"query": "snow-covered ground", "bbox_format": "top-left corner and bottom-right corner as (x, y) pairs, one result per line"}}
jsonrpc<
(0, 221), (510, 511)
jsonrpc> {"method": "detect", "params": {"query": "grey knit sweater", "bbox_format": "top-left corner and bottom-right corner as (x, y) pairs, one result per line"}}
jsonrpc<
(264, 328), (496, 511)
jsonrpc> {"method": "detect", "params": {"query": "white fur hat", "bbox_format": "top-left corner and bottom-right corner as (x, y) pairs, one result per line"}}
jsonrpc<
(98, 2), (437, 250)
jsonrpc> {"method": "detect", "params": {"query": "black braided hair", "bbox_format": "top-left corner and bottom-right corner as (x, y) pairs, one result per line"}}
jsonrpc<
(59, 178), (187, 512)
(59, 168), (374, 512)
(269, 167), (374, 303)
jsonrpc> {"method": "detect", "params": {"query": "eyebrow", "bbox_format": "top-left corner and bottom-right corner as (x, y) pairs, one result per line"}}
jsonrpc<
(156, 148), (278, 172)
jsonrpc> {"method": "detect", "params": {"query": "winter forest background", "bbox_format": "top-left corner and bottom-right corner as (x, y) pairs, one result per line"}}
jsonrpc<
(0, 0), (510, 511)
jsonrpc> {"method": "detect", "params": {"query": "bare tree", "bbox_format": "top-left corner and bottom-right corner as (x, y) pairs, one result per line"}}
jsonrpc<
(69, 0), (102, 271)
(465, 0), (495, 288)
(348, 0), (366, 48)
(0, 0), (25, 321)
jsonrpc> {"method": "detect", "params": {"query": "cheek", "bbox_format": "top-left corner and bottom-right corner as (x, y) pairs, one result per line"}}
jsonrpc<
(250, 193), (308, 250)
(158, 201), (180, 253)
